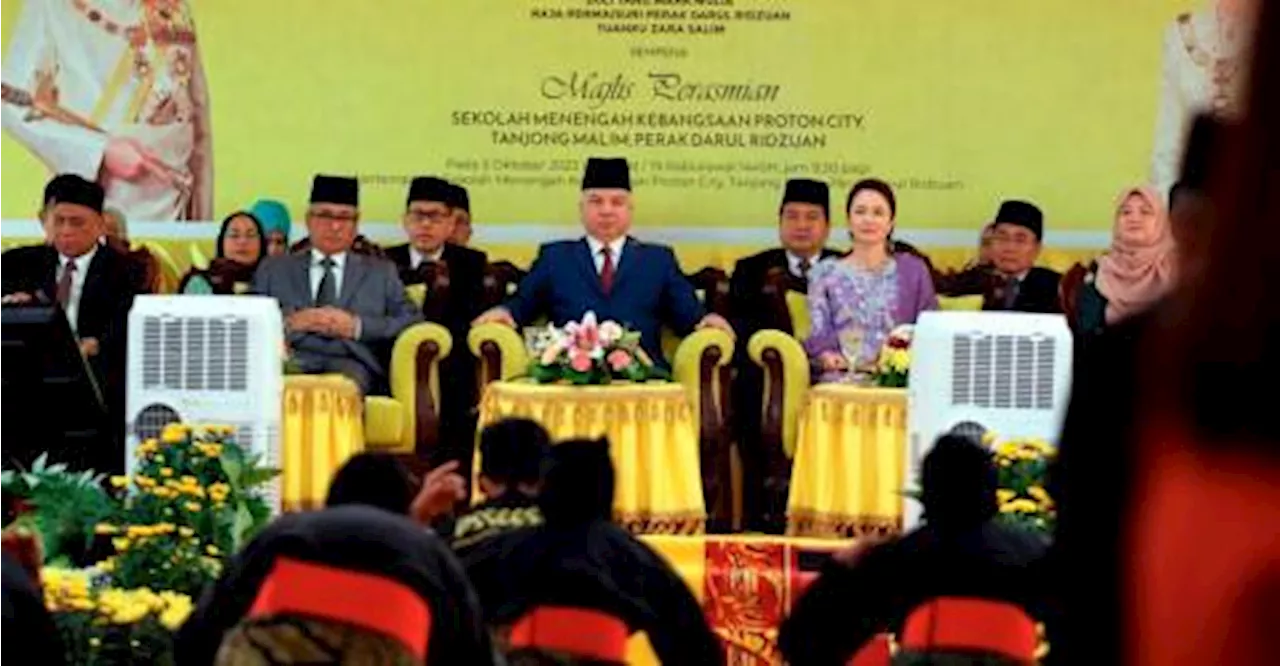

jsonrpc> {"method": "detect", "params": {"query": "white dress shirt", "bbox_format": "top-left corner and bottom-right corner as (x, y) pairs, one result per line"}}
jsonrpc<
(585, 236), (627, 274)
(309, 249), (347, 301)
(58, 245), (96, 335)
(787, 251), (819, 278)
(409, 246), (445, 270)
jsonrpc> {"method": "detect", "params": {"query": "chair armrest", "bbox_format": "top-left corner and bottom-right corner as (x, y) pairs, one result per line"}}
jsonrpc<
(467, 323), (528, 386)
(673, 327), (735, 530)
(748, 329), (809, 458)
(387, 322), (452, 454)
(672, 328), (735, 423)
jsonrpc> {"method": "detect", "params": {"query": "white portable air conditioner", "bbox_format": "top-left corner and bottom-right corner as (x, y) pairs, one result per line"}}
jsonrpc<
(126, 295), (283, 513)
(904, 311), (1073, 530)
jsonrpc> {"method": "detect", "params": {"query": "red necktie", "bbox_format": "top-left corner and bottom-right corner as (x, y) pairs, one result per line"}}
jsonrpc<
(56, 260), (77, 307)
(599, 247), (615, 294)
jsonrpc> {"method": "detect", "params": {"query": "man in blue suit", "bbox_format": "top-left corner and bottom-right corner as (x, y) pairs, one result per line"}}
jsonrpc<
(474, 157), (732, 367)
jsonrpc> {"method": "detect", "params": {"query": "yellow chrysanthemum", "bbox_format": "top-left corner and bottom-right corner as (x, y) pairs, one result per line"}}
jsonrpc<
(1028, 486), (1050, 502)
(159, 467), (174, 478)
(94, 523), (120, 535)
(205, 544), (221, 557)
(184, 502), (203, 513)
(178, 527), (195, 538)
(134, 476), (157, 489)
(996, 489), (1016, 504)
(112, 537), (132, 551)
(160, 423), (190, 444)
(97, 588), (153, 625)
(208, 483), (231, 503)
(158, 591), (194, 630)
(999, 498), (1041, 514)
(109, 475), (131, 489)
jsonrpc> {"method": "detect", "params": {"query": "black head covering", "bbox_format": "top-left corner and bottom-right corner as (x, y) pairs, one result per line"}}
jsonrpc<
(173, 505), (496, 665)
(581, 158), (631, 191)
(2, 552), (66, 664)
(215, 211), (268, 264)
(325, 453), (416, 515)
(479, 418), (551, 487)
(780, 178), (830, 220)
(447, 183), (471, 213)
(992, 200), (1044, 240)
(920, 434), (998, 529)
(42, 174), (104, 213)
(310, 175), (359, 207)
(406, 177), (452, 207)
(538, 438), (614, 525)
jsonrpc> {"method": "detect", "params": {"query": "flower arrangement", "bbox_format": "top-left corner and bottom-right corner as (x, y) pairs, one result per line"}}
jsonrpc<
(990, 434), (1056, 537)
(527, 311), (668, 385)
(43, 566), (193, 665)
(873, 325), (913, 388)
(2, 423), (278, 665)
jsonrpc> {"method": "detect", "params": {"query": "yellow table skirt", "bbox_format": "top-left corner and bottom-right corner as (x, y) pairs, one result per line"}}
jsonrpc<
(787, 385), (908, 538)
(281, 375), (365, 512)
(476, 380), (706, 534)
(627, 534), (848, 665)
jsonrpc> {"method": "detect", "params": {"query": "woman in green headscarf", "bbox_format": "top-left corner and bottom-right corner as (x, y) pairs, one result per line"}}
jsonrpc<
(250, 199), (293, 257)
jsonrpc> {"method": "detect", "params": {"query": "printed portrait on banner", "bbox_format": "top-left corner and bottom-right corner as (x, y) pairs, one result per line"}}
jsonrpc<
(1150, 0), (1252, 197)
(1, 0), (212, 223)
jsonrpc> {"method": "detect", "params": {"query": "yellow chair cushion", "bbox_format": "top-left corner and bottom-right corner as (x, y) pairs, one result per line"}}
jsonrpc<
(363, 396), (405, 450)
(785, 291), (810, 341)
(938, 295), (984, 311)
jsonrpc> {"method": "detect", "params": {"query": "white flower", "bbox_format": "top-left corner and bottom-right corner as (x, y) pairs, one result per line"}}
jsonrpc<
(598, 321), (624, 345)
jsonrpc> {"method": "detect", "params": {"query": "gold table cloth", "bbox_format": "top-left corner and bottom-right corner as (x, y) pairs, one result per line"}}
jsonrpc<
(281, 374), (364, 512)
(787, 385), (908, 538)
(476, 380), (706, 534)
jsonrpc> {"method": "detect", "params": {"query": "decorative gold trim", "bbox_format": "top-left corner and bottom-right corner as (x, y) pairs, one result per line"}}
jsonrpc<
(616, 511), (706, 535)
(786, 509), (902, 539)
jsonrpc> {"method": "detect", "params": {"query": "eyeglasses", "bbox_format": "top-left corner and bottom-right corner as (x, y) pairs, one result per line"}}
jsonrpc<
(993, 233), (1036, 247)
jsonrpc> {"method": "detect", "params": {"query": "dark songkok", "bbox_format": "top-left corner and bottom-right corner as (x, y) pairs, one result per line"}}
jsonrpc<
(447, 183), (471, 212)
(780, 178), (830, 219)
(43, 174), (104, 213)
(406, 176), (452, 207)
(581, 158), (631, 191)
(992, 200), (1044, 240)
(310, 175), (359, 207)
(538, 438), (614, 525)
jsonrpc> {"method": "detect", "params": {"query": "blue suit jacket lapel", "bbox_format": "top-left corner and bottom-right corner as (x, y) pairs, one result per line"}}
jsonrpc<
(575, 239), (604, 297)
(611, 237), (639, 293)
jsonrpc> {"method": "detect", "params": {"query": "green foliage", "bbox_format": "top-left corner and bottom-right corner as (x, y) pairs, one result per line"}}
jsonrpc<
(1, 455), (112, 565)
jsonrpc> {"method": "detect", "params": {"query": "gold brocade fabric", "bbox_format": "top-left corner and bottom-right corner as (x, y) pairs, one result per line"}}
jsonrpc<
(787, 385), (908, 538)
(281, 375), (365, 512)
(476, 380), (706, 534)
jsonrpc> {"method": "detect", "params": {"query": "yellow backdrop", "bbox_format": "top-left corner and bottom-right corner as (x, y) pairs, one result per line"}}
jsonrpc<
(2, 0), (1198, 233)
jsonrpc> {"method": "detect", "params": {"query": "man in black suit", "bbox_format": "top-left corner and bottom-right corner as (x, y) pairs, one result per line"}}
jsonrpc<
(937, 200), (1062, 314)
(1, 174), (140, 466)
(385, 177), (488, 475)
(729, 178), (840, 532)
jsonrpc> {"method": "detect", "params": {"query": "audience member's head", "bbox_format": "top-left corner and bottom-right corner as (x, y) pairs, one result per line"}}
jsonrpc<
(249, 199), (292, 257)
(216, 211), (267, 267)
(325, 453), (416, 515)
(197, 506), (468, 666)
(403, 177), (457, 256)
(579, 158), (632, 244)
(538, 438), (614, 526)
(2, 549), (65, 664)
(989, 200), (1044, 277)
(778, 178), (831, 258)
(478, 418), (551, 498)
(43, 174), (106, 260)
(845, 178), (897, 252)
(306, 175), (360, 256)
(920, 434), (998, 529)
